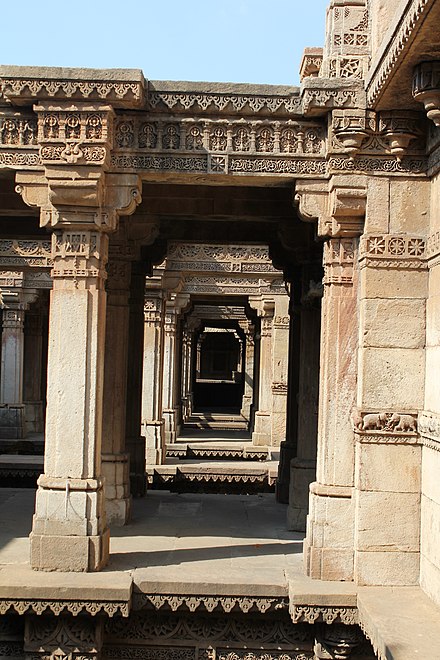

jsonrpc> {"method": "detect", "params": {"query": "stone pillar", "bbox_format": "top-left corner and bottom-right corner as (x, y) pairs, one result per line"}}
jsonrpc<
(142, 289), (165, 465)
(251, 298), (274, 446)
(162, 294), (189, 443)
(353, 230), (427, 585)
(296, 175), (367, 582)
(29, 228), (111, 571)
(25, 614), (103, 660)
(181, 321), (198, 424)
(304, 237), (359, 581)
(126, 263), (147, 497)
(24, 297), (46, 434)
(287, 301), (321, 531)
(271, 295), (290, 446)
(0, 287), (38, 439)
(276, 279), (300, 504)
(101, 238), (132, 526)
(16, 105), (142, 571)
(240, 320), (255, 421)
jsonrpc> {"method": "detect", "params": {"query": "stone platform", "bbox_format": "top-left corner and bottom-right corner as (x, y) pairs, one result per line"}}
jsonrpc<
(1, 489), (440, 657)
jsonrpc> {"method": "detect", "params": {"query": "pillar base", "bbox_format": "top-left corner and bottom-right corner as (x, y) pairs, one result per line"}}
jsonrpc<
(0, 404), (26, 439)
(287, 457), (316, 532)
(163, 408), (179, 444)
(30, 529), (110, 572)
(30, 475), (109, 572)
(144, 420), (165, 465)
(251, 411), (271, 446)
(276, 440), (297, 503)
(126, 435), (147, 497)
(24, 401), (44, 433)
(102, 452), (132, 526)
(304, 482), (355, 581)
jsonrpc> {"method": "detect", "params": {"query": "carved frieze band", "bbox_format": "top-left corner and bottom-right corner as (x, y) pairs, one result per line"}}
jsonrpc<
(359, 234), (427, 270)
(426, 231), (440, 265)
(0, 599), (129, 617)
(0, 239), (52, 268)
(104, 611), (317, 660)
(418, 411), (440, 451)
(353, 411), (419, 444)
(290, 605), (358, 626)
(164, 243), (280, 276)
(147, 91), (302, 116)
(132, 593), (288, 614)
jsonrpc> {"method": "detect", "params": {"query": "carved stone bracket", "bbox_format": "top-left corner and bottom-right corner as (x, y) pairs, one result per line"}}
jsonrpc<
(412, 61), (440, 127)
(295, 176), (366, 238)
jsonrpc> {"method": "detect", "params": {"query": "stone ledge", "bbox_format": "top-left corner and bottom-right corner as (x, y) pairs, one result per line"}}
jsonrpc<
(357, 586), (440, 660)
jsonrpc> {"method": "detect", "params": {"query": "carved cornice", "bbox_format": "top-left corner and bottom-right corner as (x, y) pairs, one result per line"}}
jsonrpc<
(0, 66), (145, 108)
(147, 86), (302, 117)
(359, 233), (427, 270)
(366, 0), (435, 107)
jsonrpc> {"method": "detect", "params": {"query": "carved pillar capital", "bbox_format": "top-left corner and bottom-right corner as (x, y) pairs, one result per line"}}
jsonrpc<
(295, 176), (366, 238)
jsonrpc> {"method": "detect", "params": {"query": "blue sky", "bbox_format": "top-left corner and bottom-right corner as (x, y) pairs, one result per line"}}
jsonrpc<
(1, 1), (330, 86)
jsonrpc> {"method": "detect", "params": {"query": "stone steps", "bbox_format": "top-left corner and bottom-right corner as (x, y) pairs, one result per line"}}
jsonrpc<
(147, 462), (278, 494)
(166, 443), (268, 461)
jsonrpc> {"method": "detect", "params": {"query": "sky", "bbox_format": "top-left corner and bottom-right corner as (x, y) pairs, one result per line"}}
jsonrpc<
(1, 1), (330, 86)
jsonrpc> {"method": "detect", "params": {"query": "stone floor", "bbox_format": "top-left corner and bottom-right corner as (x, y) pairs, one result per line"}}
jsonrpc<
(2, 489), (440, 658)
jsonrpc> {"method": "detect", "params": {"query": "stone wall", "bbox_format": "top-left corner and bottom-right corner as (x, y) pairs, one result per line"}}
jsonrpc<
(420, 172), (440, 605)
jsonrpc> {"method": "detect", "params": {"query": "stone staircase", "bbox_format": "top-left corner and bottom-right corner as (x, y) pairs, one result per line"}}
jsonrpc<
(149, 425), (279, 494)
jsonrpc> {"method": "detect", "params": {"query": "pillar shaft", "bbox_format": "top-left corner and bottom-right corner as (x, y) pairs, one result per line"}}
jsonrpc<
(24, 301), (46, 433)
(125, 264), (147, 497)
(1, 288), (38, 439)
(304, 237), (359, 581)
(142, 291), (165, 465)
(240, 322), (255, 421)
(30, 229), (110, 571)
(252, 300), (274, 446)
(101, 243), (132, 526)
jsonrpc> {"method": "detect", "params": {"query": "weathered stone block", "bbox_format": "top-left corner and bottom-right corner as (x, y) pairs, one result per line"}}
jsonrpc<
(360, 299), (426, 349)
(389, 178), (430, 233)
(358, 347), (425, 409)
(360, 269), (428, 299)
(355, 443), (421, 493)
(355, 491), (420, 552)
(355, 550), (419, 586)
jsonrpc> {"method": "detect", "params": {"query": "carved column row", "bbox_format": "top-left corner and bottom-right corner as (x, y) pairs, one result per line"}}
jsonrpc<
(0, 287), (39, 438)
